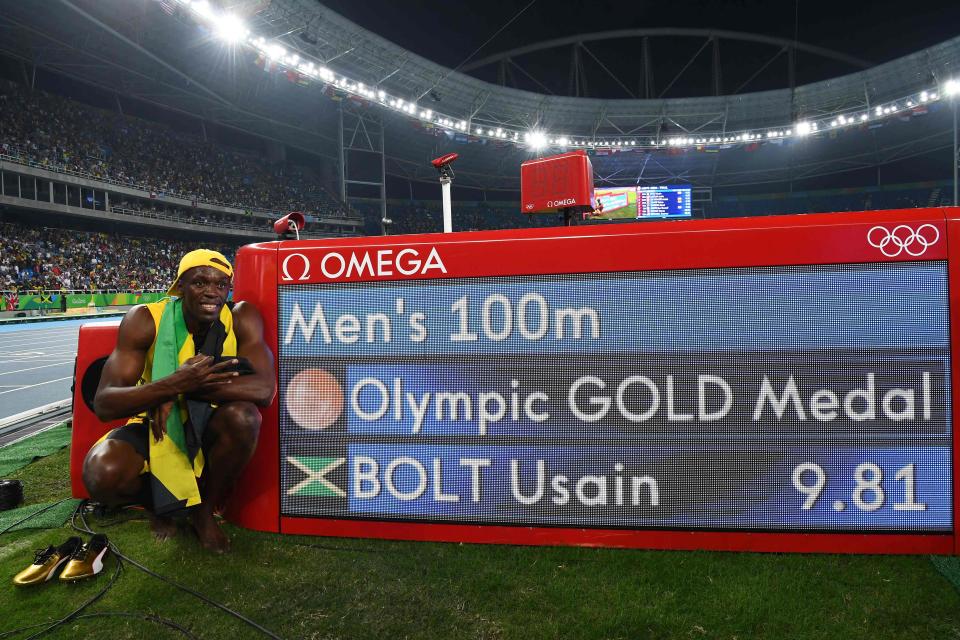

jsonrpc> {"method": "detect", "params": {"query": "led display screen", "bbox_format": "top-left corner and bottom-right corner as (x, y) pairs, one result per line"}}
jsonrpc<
(592, 185), (692, 220)
(637, 185), (692, 218)
(278, 261), (952, 532)
(594, 187), (637, 218)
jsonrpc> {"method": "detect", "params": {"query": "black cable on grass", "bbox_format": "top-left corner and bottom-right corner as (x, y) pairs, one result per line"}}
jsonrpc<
(74, 501), (285, 640)
(81, 503), (148, 529)
(0, 498), (75, 535)
(75, 612), (199, 638)
(3, 507), (123, 640)
(0, 612), (198, 640)
(0, 502), (196, 640)
(0, 500), (284, 640)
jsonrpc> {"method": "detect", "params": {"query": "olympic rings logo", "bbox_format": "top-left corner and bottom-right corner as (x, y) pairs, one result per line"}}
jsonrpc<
(867, 224), (940, 257)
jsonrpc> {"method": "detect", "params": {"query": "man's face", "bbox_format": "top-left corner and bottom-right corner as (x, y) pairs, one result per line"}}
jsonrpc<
(176, 266), (231, 324)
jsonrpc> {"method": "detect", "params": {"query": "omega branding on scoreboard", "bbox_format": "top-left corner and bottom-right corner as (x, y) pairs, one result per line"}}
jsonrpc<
(281, 247), (447, 282)
(276, 260), (953, 533)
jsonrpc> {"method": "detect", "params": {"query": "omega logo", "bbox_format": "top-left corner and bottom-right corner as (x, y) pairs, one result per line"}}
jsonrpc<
(318, 247), (447, 280)
(281, 253), (311, 281)
(282, 248), (448, 282)
(547, 198), (576, 207)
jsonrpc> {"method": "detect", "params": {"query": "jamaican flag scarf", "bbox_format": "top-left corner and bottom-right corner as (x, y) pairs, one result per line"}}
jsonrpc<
(148, 297), (232, 516)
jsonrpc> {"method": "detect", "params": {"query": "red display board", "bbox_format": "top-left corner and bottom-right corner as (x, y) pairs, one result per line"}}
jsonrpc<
(520, 150), (595, 214)
(75, 208), (960, 555)
(70, 321), (124, 499)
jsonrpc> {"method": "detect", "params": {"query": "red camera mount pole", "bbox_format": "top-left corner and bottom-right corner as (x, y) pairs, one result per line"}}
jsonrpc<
(431, 154), (459, 233)
(440, 174), (453, 233)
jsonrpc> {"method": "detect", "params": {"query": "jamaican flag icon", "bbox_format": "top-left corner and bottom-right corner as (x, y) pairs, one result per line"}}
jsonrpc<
(286, 456), (346, 498)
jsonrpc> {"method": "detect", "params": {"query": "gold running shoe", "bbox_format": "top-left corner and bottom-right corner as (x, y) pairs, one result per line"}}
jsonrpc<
(59, 534), (110, 582)
(13, 537), (83, 586)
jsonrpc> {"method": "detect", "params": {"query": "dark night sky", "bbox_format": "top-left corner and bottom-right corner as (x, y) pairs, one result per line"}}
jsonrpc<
(316, 0), (960, 98)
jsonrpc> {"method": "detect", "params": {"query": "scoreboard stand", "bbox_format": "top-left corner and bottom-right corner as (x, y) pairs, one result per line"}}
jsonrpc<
(212, 207), (960, 555)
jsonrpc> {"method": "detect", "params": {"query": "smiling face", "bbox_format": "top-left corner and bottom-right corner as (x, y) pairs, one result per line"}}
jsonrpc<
(175, 265), (231, 326)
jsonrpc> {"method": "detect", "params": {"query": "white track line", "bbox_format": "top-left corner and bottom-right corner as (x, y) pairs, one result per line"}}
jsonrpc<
(0, 376), (72, 395)
(0, 356), (77, 364)
(0, 349), (77, 361)
(0, 344), (80, 355)
(0, 347), (79, 355)
(0, 328), (80, 338)
(2, 420), (70, 448)
(1, 330), (80, 339)
(0, 333), (77, 347)
(0, 344), (79, 353)
(0, 361), (74, 377)
(0, 355), (77, 362)
(0, 358), (77, 364)
(0, 399), (72, 429)
(0, 329), (79, 339)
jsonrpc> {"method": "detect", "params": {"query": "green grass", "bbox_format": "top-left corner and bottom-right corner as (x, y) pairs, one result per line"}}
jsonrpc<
(5, 447), (74, 505)
(2, 447), (960, 640)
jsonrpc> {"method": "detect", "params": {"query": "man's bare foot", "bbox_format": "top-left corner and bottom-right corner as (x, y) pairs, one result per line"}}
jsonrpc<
(189, 508), (230, 554)
(149, 514), (178, 541)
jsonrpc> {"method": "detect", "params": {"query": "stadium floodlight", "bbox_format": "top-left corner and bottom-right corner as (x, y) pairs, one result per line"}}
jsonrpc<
(214, 14), (248, 43)
(526, 131), (548, 150)
(154, 0), (960, 155)
(191, 0), (213, 19)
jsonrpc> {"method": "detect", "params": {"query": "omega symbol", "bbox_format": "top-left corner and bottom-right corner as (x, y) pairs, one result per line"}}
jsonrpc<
(281, 253), (311, 281)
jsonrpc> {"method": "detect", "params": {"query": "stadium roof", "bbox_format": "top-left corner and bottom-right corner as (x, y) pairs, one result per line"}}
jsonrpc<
(1, 0), (958, 190)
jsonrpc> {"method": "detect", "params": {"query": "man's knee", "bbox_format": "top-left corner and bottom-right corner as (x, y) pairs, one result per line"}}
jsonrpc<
(82, 441), (143, 502)
(210, 401), (261, 449)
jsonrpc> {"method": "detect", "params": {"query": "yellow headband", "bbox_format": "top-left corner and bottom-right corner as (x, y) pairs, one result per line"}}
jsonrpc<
(167, 249), (233, 296)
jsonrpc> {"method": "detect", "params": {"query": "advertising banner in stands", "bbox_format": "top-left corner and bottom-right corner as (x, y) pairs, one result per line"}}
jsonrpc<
(2, 291), (165, 311)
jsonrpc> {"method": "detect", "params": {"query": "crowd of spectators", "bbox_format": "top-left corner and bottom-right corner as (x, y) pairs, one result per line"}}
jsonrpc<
(110, 198), (272, 231)
(0, 221), (235, 291)
(709, 184), (945, 217)
(0, 79), (356, 219)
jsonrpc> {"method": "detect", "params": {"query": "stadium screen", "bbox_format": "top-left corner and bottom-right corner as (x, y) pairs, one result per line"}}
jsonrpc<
(278, 261), (951, 533)
(593, 185), (692, 220)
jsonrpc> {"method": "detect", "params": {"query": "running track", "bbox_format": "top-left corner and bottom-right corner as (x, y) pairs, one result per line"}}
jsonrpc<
(0, 319), (108, 421)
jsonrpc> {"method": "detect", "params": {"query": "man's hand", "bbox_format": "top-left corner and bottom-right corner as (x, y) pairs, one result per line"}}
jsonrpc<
(151, 401), (174, 442)
(170, 355), (239, 394)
